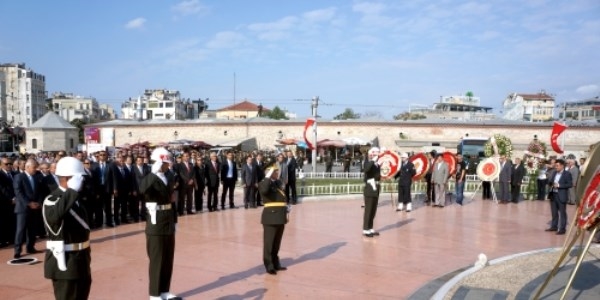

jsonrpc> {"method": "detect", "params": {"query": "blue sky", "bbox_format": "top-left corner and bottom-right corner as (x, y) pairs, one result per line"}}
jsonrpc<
(1, 0), (599, 119)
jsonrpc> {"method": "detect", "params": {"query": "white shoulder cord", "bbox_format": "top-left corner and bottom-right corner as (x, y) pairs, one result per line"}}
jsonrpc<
(43, 195), (64, 237)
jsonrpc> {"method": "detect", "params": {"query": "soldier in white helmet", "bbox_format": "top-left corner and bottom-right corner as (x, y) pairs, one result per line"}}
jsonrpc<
(42, 156), (92, 300)
(140, 148), (181, 300)
(363, 147), (381, 237)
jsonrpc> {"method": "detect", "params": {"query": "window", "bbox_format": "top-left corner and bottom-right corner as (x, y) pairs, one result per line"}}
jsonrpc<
(70, 138), (74, 149)
(148, 102), (158, 108)
(32, 138), (37, 149)
(165, 102), (174, 108)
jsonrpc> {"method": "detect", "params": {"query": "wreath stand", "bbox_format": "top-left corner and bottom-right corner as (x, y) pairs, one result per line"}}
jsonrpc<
(532, 223), (599, 300)
(533, 170), (600, 299)
(469, 177), (499, 204)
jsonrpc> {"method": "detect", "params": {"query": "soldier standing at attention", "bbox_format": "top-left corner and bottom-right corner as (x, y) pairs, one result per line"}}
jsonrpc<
(258, 165), (290, 275)
(363, 147), (381, 237)
(43, 157), (91, 300)
(140, 148), (181, 300)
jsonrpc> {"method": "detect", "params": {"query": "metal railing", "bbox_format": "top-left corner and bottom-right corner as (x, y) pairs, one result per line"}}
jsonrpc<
(297, 175), (535, 197)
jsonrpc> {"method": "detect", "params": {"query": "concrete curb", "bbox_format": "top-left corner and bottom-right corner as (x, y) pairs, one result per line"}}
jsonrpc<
(430, 245), (600, 299)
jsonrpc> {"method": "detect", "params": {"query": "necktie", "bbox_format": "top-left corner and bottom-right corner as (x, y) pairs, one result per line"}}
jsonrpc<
(29, 175), (35, 190)
(100, 163), (105, 184)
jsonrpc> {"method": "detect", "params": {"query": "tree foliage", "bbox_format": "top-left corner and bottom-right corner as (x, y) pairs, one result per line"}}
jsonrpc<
(334, 108), (361, 120)
(70, 118), (87, 144)
(262, 106), (289, 120)
(393, 112), (427, 121)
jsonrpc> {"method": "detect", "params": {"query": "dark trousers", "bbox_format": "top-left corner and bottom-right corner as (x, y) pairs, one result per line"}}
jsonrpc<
(147, 234), (175, 297)
(550, 193), (567, 231)
(99, 187), (113, 225)
(52, 276), (92, 300)
(398, 185), (411, 204)
(363, 196), (379, 231)
(114, 193), (129, 223)
(499, 182), (510, 201)
(221, 178), (236, 207)
(244, 185), (256, 207)
(425, 174), (435, 202)
(129, 193), (141, 221)
(177, 186), (193, 214)
(537, 179), (547, 200)
(14, 211), (37, 254)
(482, 181), (491, 199)
(207, 185), (219, 210)
(255, 186), (263, 205)
(194, 184), (205, 212)
(263, 224), (285, 271)
(285, 180), (297, 204)
(0, 203), (15, 244)
(510, 184), (521, 203)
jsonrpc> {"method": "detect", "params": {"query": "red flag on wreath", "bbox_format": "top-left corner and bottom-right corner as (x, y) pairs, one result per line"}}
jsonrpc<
(550, 121), (567, 154)
(303, 118), (316, 150)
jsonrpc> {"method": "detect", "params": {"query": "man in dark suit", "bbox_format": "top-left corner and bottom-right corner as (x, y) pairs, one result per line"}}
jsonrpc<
(324, 153), (333, 174)
(91, 151), (113, 227)
(41, 162), (60, 198)
(510, 157), (525, 203)
(0, 157), (16, 247)
(394, 152), (416, 211)
(110, 156), (134, 224)
(363, 147), (381, 237)
(254, 153), (266, 206)
(498, 155), (512, 203)
(81, 158), (97, 227)
(285, 150), (298, 205)
(175, 151), (195, 215)
(205, 152), (220, 212)
(258, 165), (289, 275)
(220, 151), (238, 209)
(241, 156), (259, 208)
(545, 159), (572, 235)
(13, 158), (43, 258)
(133, 156), (150, 221)
(193, 156), (206, 213)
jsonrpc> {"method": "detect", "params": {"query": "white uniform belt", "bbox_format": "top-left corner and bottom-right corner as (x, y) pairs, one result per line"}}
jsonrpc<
(64, 241), (90, 251)
(156, 204), (172, 210)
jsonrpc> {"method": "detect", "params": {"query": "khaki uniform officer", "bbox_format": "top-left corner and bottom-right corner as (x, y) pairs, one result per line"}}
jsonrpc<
(140, 148), (182, 300)
(43, 157), (91, 300)
(258, 165), (290, 275)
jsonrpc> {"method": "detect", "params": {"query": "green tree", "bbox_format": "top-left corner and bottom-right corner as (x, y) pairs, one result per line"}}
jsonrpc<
(334, 108), (360, 120)
(70, 118), (87, 143)
(262, 106), (289, 120)
(393, 112), (426, 121)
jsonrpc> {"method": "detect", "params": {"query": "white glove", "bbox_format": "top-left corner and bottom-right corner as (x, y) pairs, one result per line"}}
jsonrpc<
(67, 174), (84, 191)
(151, 161), (162, 174)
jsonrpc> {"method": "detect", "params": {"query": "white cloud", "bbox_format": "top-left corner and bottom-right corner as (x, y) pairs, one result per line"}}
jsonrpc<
(352, 2), (386, 15)
(302, 7), (337, 23)
(125, 17), (146, 29)
(576, 84), (599, 95)
(206, 31), (246, 49)
(247, 16), (299, 41)
(171, 0), (207, 16)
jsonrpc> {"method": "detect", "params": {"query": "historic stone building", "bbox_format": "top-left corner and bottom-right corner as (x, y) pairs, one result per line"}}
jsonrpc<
(86, 118), (599, 158)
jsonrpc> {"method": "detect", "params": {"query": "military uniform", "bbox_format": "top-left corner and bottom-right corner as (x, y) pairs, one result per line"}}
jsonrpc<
(258, 177), (288, 274)
(43, 187), (92, 300)
(139, 172), (177, 298)
(363, 160), (381, 236)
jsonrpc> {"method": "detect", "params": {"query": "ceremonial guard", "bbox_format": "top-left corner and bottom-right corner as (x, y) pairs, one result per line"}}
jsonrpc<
(395, 152), (416, 212)
(42, 157), (91, 300)
(363, 147), (381, 237)
(139, 148), (181, 300)
(258, 165), (290, 275)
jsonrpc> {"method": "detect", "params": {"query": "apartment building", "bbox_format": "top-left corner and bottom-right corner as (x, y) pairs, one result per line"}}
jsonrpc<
(0, 63), (47, 127)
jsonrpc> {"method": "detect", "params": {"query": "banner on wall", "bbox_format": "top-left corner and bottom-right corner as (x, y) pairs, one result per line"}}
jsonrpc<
(101, 128), (115, 147)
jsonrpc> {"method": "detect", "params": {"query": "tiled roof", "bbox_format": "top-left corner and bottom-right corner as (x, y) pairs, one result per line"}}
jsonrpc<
(29, 111), (76, 129)
(217, 100), (267, 112)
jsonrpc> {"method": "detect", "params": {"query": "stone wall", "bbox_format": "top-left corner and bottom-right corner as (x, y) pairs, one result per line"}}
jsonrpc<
(97, 120), (599, 158)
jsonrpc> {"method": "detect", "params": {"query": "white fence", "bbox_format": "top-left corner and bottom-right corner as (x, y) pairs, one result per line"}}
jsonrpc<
(297, 174), (534, 197)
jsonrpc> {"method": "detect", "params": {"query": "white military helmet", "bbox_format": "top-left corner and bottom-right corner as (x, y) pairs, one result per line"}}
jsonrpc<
(55, 157), (86, 177)
(150, 147), (173, 163)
